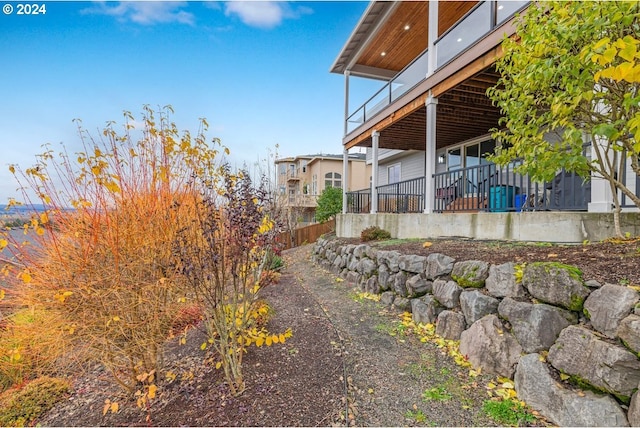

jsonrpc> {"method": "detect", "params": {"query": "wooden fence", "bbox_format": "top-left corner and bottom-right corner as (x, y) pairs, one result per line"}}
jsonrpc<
(276, 219), (335, 250)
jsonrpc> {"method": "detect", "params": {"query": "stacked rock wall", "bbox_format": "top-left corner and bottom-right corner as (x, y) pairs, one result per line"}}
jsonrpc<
(312, 237), (640, 427)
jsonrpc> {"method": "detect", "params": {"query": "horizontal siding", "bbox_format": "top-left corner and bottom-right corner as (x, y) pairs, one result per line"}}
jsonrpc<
(377, 151), (425, 185)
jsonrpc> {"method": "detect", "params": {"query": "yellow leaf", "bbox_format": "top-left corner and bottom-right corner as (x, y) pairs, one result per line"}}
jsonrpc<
(112, 316), (120, 322)
(147, 384), (157, 399)
(560, 373), (570, 381)
(21, 271), (32, 284)
(180, 337), (186, 345)
(165, 371), (176, 382)
(39, 212), (49, 224)
(422, 241), (433, 248)
(279, 333), (286, 343)
(0, 289), (5, 301)
(284, 329), (293, 338)
(547, 253), (558, 258)
(487, 382), (497, 389)
(266, 336), (273, 346)
(200, 342), (207, 351)
(110, 401), (119, 414)
(501, 381), (514, 389)
(215, 361), (222, 370)
(256, 337), (264, 347)
(103, 400), (111, 416)
(0, 239), (7, 250)
(335, 277), (344, 283)
(8, 165), (15, 174)
(272, 334), (279, 344)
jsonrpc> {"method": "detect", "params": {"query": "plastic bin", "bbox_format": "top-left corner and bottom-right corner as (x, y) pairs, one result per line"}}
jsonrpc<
(489, 185), (516, 212)
(514, 194), (526, 212)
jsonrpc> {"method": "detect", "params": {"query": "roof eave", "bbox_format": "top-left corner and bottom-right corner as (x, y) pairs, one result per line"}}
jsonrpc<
(329, 1), (400, 76)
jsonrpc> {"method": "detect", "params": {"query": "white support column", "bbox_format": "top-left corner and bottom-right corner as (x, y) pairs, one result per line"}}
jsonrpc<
(427, 0), (439, 77)
(588, 136), (613, 212)
(343, 71), (350, 136)
(371, 130), (380, 214)
(424, 93), (438, 213)
(342, 149), (349, 214)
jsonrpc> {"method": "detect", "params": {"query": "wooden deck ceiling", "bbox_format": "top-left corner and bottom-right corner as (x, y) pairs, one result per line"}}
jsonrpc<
(351, 65), (503, 150)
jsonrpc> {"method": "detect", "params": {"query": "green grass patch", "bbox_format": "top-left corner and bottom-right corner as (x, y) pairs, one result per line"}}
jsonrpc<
(482, 398), (535, 426)
(404, 409), (427, 423)
(0, 376), (70, 427)
(374, 238), (423, 247)
(422, 385), (453, 402)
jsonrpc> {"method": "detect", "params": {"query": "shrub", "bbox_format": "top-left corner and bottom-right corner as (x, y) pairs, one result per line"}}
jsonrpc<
(0, 308), (71, 392)
(360, 226), (391, 242)
(315, 186), (342, 223)
(1, 106), (225, 394)
(0, 376), (70, 427)
(172, 169), (291, 396)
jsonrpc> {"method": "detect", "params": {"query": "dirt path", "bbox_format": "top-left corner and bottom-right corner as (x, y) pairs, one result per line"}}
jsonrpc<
(282, 244), (499, 427)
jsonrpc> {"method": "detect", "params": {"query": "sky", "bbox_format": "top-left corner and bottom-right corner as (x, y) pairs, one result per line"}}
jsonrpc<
(0, 1), (380, 202)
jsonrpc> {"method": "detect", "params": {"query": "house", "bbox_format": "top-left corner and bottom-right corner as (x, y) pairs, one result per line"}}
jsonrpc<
(274, 153), (370, 227)
(331, 1), (640, 242)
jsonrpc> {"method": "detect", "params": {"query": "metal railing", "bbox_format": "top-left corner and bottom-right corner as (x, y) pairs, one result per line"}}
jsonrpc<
(347, 49), (429, 134)
(346, 188), (371, 213)
(345, 162), (594, 214)
(345, 0), (529, 135)
(377, 177), (426, 213)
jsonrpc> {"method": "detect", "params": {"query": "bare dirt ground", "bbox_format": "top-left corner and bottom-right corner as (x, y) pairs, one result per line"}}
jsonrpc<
(36, 236), (639, 426)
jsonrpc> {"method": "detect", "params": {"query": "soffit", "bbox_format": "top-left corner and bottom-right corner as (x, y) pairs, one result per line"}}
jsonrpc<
(331, 1), (479, 77)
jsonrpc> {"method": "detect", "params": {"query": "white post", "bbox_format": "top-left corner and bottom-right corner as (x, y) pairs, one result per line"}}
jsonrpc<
(371, 130), (380, 214)
(427, 0), (439, 77)
(588, 136), (613, 212)
(343, 71), (350, 136)
(424, 93), (438, 213)
(342, 149), (349, 214)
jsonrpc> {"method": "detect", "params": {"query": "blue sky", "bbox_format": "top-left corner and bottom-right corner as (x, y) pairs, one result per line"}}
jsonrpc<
(0, 1), (378, 202)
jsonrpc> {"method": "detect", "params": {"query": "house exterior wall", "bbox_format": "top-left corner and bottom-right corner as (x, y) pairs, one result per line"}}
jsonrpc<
(347, 159), (371, 191)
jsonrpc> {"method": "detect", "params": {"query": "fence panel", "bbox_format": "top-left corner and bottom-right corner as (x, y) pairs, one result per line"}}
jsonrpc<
(276, 219), (335, 250)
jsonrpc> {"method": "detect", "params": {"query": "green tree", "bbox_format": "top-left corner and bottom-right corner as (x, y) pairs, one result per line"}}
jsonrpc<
(488, 1), (640, 237)
(315, 186), (342, 223)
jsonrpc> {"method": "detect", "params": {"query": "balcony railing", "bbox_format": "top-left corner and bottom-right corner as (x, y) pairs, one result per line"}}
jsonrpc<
(346, 161), (596, 214)
(347, 49), (430, 134)
(345, 0), (529, 135)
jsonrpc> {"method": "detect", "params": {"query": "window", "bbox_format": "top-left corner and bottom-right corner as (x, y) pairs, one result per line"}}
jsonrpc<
(278, 164), (286, 175)
(447, 140), (496, 170)
(325, 172), (342, 189)
(312, 174), (317, 195)
(301, 160), (307, 173)
(388, 164), (400, 184)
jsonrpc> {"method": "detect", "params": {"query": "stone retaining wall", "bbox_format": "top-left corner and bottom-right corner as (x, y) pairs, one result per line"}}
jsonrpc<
(312, 237), (640, 427)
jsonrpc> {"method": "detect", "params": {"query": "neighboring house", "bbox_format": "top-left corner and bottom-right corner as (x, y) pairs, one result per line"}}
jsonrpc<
(330, 0), (640, 242)
(275, 154), (370, 226)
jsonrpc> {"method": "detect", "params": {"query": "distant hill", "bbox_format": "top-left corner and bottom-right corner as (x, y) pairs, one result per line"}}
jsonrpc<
(0, 204), (49, 215)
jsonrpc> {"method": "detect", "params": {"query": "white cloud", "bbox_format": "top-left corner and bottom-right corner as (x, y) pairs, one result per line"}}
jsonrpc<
(81, 2), (195, 26)
(224, 1), (312, 29)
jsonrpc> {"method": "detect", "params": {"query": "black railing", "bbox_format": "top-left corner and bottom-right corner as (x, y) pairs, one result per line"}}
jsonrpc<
(433, 161), (592, 213)
(377, 177), (426, 213)
(346, 161), (595, 214)
(345, 188), (371, 213)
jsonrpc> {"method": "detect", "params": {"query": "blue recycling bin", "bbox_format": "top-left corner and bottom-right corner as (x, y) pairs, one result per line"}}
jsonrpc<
(489, 185), (516, 212)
